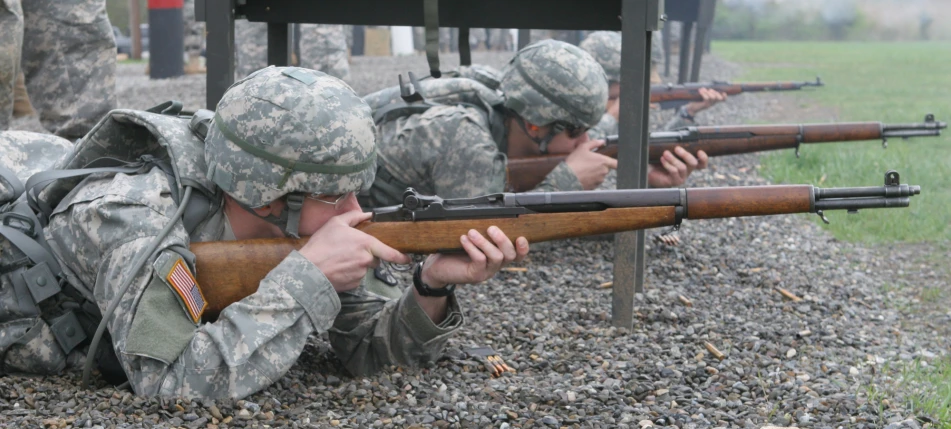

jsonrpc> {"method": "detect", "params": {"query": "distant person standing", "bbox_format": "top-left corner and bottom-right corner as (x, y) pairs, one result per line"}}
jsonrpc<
(182, 0), (206, 74)
(0, 0), (116, 139)
(919, 11), (933, 40)
(235, 22), (350, 82)
(0, 0), (24, 131)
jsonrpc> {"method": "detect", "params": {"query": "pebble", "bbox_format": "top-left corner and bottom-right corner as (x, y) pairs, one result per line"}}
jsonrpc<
(2, 50), (943, 429)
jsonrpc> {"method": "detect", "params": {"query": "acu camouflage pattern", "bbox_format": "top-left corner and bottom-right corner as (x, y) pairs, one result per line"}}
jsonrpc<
(0, 0), (23, 131)
(0, 131), (80, 377)
(34, 106), (462, 398)
(500, 40), (607, 129)
(362, 76), (503, 120)
(300, 25), (351, 83)
(235, 22), (350, 82)
(579, 31), (622, 84)
(18, 0), (116, 139)
(205, 67), (376, 208)
(0, 131), (72, 202)
(579, 31), (664, 84)
(367, 76), (582, 208)
(183, 0), (204, 57)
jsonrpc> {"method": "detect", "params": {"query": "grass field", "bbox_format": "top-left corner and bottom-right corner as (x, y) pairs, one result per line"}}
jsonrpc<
(714, 41), (951, 244)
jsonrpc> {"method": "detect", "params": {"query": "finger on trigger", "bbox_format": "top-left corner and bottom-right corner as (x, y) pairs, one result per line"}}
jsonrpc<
(369, 239), (410, 265)
(341, 210), (373, 227)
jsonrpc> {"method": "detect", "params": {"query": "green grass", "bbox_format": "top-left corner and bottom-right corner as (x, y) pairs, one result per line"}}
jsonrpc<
(901, 358), (951, 427)
(713, 41), (951, 243)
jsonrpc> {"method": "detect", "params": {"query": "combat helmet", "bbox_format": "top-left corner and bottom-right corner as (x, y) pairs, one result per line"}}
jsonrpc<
(204, 66), (377, 237)
(579, 31), (622, 84)
(500, 39), (608, 152)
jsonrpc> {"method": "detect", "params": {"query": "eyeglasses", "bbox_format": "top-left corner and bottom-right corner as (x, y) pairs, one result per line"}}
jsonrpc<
(552, 121), (590, 139)
(305, 192), (354, 210)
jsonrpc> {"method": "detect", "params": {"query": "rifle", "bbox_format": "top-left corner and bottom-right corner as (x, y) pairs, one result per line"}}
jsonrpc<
(506, 115), (946, 192)
(651, 77), (824, 110)
(191, 171), (920, 320)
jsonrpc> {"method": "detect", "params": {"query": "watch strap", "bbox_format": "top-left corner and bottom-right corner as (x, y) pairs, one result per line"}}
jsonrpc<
(413, 262), (456, 297)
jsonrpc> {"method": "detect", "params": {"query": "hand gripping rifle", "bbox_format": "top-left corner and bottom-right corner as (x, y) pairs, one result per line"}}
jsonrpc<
(651, 77), (824, 110)
(506, 115), (945, 192)
(191, 171), (919, 320)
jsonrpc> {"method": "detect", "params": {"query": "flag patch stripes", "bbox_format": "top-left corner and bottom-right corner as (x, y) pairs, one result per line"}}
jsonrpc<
(165, 258), (206, 323)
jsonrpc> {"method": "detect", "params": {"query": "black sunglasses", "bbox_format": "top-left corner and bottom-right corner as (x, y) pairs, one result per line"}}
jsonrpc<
(552, 121), (590, 139)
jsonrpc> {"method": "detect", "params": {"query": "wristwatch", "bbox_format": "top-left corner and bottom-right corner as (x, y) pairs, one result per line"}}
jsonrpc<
(677, 105), (696, 122)
(413, 262), (456, 297)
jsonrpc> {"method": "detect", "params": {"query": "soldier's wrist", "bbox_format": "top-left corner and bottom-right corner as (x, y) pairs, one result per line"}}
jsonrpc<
(415, 262), (455, 297)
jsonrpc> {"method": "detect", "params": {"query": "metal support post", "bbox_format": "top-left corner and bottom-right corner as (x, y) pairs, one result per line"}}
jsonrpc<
(613, 0), (660, 329)
(267, 23), (291, 67)
(662, 23), (671, 77)
(677, 21), (693, 84)
(518, 29), (531, 49)
(690, 0), (715, 82)
(204, 0), (235, 108)
(459, 27), (472, 65)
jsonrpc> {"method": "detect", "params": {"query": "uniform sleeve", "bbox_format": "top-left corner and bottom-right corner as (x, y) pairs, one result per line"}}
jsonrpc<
(329, 284), (464, 376)
(531, 162), (583, 193)
(589, 113), (618, 140)
(45, 170), (338, 399)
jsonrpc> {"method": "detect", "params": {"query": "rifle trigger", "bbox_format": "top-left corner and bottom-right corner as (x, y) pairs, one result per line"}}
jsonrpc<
(882, 137), (888, 149)
(816, 210), (830, 224)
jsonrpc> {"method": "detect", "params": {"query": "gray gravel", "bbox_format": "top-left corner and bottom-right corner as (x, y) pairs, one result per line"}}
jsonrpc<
(3, 51), (948, 428)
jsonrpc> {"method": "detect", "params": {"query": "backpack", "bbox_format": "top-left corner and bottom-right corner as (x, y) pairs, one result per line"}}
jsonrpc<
(363, 74), (505, 129)
(0, 102), (218, 380)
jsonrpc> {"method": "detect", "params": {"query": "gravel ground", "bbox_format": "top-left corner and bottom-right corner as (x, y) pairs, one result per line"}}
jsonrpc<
(4, 52), (948, 428)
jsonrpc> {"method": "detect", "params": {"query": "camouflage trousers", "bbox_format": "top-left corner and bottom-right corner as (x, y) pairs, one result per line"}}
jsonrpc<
(0, 0), (24, 131)
(182, 0), (204, 57)
(235, 22), (350, 83)
(1, 0), (116, 139)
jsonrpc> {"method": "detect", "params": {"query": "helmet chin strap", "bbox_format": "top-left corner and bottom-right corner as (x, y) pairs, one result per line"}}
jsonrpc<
(234, 193), (305, 238)
(514, 118), (557, 154)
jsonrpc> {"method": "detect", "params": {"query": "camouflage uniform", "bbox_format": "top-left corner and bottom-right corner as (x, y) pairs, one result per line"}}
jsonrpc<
(579, 31), (692, 138)
(0, 131), (80, 376)
(299, 25), (350, 83)
(35, 67), (462, 398)
(18, 0), (116, 139)
(183, 0), (204, 58)
(234, 20), (267, 79)
(235, 22), (350, 82)
(0, 0), (24, 131)
(367, 40), (607, 207)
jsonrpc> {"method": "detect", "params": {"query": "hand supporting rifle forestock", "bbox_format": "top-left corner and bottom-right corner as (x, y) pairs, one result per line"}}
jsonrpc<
(506, 116), (946, 192)
(191, 171), (920, 320)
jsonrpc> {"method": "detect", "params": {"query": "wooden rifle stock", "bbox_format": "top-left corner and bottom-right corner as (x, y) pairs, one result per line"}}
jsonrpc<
(191, 185), (816, 320)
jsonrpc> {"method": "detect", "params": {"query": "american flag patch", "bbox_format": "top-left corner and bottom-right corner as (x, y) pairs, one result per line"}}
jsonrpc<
(165, 258), (206, 323)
